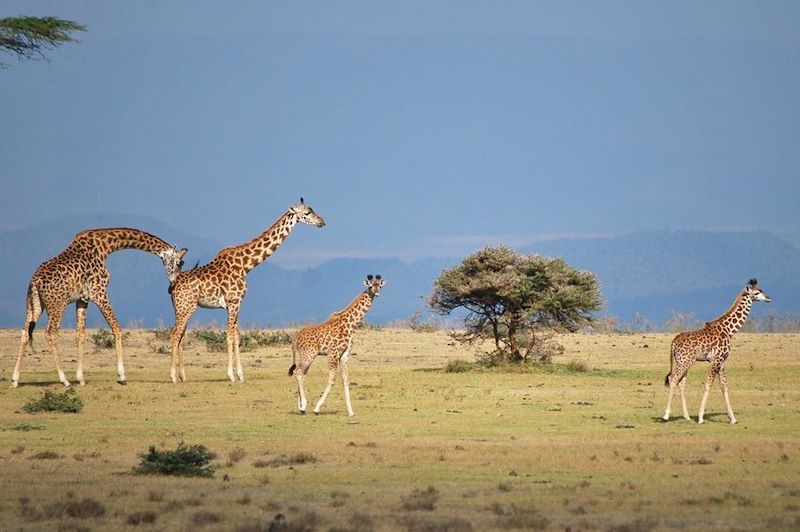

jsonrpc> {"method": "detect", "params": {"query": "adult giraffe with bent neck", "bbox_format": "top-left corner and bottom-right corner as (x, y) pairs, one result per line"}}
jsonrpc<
(289, 274), (385, 419)
(662, 279), (771, 424)
(12, 228), (187, 388)
(168, 198), (325, 383)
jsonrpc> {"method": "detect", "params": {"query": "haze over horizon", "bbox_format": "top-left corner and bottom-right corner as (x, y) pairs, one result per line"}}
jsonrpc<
(2, 2), (798, 270)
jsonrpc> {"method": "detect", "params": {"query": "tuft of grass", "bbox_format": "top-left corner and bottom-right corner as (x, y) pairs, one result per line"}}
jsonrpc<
(227, 446), (246, 466)
(127, 510), (158, 526)
(45, 497), (106, 519)
(132, 442), (216, 478)
(401, 486), (439, 511)
(565, 358), (590, 372)
(444, 359), (473, 373)
(240, 329), (292, 349)
(191, 510), (221, 526)
(12, 423), (45, 431)
(255, 452), (319, 468)
(23, 388), (83, 413)
(30, 451), (60, 460)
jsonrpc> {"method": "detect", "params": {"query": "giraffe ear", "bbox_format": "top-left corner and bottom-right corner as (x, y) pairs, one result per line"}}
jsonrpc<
(178, 248), (188, 259)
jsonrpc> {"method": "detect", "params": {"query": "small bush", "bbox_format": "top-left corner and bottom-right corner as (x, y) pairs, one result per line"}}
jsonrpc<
(91, 328), (115, 349)
(13, 423), (45, 431)
(23, 388), (83, 414)
(444, 359), (472, 373)
(256, 452), (319, 468)
(240, 329), (292, 349)
(193, 329), (227, 352)
(401, 486), (439, 511)
(192, 510), (221, 526)
(133, 442), (216, 478)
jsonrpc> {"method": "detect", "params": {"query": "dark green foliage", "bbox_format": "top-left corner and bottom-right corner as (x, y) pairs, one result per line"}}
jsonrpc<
(430, 246), (602, 364)
(133, 442), (216, 478)
(193, 328), (292, 352)
(0, 16), (86, 66)
(23, 388), (83, 413)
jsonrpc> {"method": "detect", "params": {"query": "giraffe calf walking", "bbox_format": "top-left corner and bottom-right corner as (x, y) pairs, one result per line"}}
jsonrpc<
(662, 279), (771, 424)
(289, 275), (385, 419)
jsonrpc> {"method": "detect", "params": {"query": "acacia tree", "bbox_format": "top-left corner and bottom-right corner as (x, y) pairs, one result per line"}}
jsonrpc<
(0, 16), (85, 67)
(429, 246), (602, 364)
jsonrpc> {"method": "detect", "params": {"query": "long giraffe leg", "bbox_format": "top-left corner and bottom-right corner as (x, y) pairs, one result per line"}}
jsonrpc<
(45, 303), (70, 387)
(93, 295), (126, 384)
(340, 347), (356, 418)
(11, 290), (43, 388)
(678, 374), (691, 421)
(75, 300), (88, 385)
(662, 368), (685, 421)
(719, 367), (737, 424)
(170, 302), (194, 383)
(225, 303), (241, 382)
(697, 367), (718, 424)
(296, 370), (308, 413)
(314, 362), (336, 414)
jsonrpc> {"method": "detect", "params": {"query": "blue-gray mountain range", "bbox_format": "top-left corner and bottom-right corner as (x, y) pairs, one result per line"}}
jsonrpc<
(1, 214), (797, 330)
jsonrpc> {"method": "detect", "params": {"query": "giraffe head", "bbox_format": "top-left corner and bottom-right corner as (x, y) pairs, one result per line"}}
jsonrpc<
(289, 198), (326, 227)
(159, 246), (188, 285)
(745, 278), (771, 303)
(364, 274), (385, 298)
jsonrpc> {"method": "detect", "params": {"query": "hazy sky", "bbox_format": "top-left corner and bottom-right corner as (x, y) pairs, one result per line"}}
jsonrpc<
(2, 2), (799, 268)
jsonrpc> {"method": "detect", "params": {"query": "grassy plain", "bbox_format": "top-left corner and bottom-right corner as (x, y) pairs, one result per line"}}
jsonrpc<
(0, 328), (798, 531)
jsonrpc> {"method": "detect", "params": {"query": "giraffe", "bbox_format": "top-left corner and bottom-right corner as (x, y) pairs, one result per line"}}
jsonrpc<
(662, 279), (771, 424)
(11, 228), (187, 388)
(168, 198), (325, 383)
(289, 274), (385, 419)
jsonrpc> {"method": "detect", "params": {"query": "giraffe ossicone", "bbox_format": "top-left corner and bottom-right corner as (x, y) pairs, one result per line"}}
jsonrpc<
(661, 278), (771, 424)
(289, 274), (385, 419)
(168, 199), (325, 383)
(11, 228), (187, 388)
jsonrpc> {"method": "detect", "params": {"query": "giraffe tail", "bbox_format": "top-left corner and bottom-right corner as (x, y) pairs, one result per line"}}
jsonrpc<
(288, 363), (296, 376)
(664, 372), (671, 387)
(25, 282), (38, 348)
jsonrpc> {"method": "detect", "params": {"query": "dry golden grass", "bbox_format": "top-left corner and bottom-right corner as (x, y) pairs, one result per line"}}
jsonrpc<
(1, 327), (799, 531)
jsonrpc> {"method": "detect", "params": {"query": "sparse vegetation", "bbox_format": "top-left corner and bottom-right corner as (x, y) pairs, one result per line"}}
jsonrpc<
(191, 328), (292, 352)
(401, 486), (439, 511)
(91, 328), (115, 349)
(133, 442), (216, 478)
(23, 388), (83, 413)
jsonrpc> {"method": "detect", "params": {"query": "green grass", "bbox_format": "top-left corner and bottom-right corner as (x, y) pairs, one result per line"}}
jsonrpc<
(1, 329), (798, 530)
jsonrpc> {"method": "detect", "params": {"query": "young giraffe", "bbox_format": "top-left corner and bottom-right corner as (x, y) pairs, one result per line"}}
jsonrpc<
(289, 274), (385, 419)
(662, 279), (771, 424)
(12, 228), (187, 388)
(169, 199), (325, 383)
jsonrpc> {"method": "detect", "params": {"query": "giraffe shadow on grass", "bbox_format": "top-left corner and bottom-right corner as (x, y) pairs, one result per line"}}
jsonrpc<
(653, 412), (730, 424)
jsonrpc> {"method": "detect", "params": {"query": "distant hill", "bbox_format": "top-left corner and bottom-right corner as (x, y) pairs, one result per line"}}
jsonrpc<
(526, 230), (800, 324)
(1, 215), (797, 329)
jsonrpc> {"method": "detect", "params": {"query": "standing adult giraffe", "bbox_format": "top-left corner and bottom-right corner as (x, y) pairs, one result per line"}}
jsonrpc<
(168, 198), (325, 383)
(289, 274), (385, 419)
(11, 228), (187, 388)
(662, 279), (771, 424)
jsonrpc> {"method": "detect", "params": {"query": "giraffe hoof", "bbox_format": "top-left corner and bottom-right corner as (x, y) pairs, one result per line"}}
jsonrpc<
(116, 380), (127, 386)
(697, 419), (704, 424)
(299, 410), (306, 415)
(347, 417), (359, 425)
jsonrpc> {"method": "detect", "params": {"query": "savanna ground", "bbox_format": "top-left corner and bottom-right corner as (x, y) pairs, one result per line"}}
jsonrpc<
(0, 327), (798, 531)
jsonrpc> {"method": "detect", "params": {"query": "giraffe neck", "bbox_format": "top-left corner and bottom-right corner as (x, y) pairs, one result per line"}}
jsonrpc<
(332, 291), (375, 331)
(713, 291), (754, 336)
(236, 211), (298, 273)
(72, 228), (173, 258)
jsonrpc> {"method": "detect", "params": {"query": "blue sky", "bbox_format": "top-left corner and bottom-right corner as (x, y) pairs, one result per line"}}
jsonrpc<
(2, 1), (798, 268)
